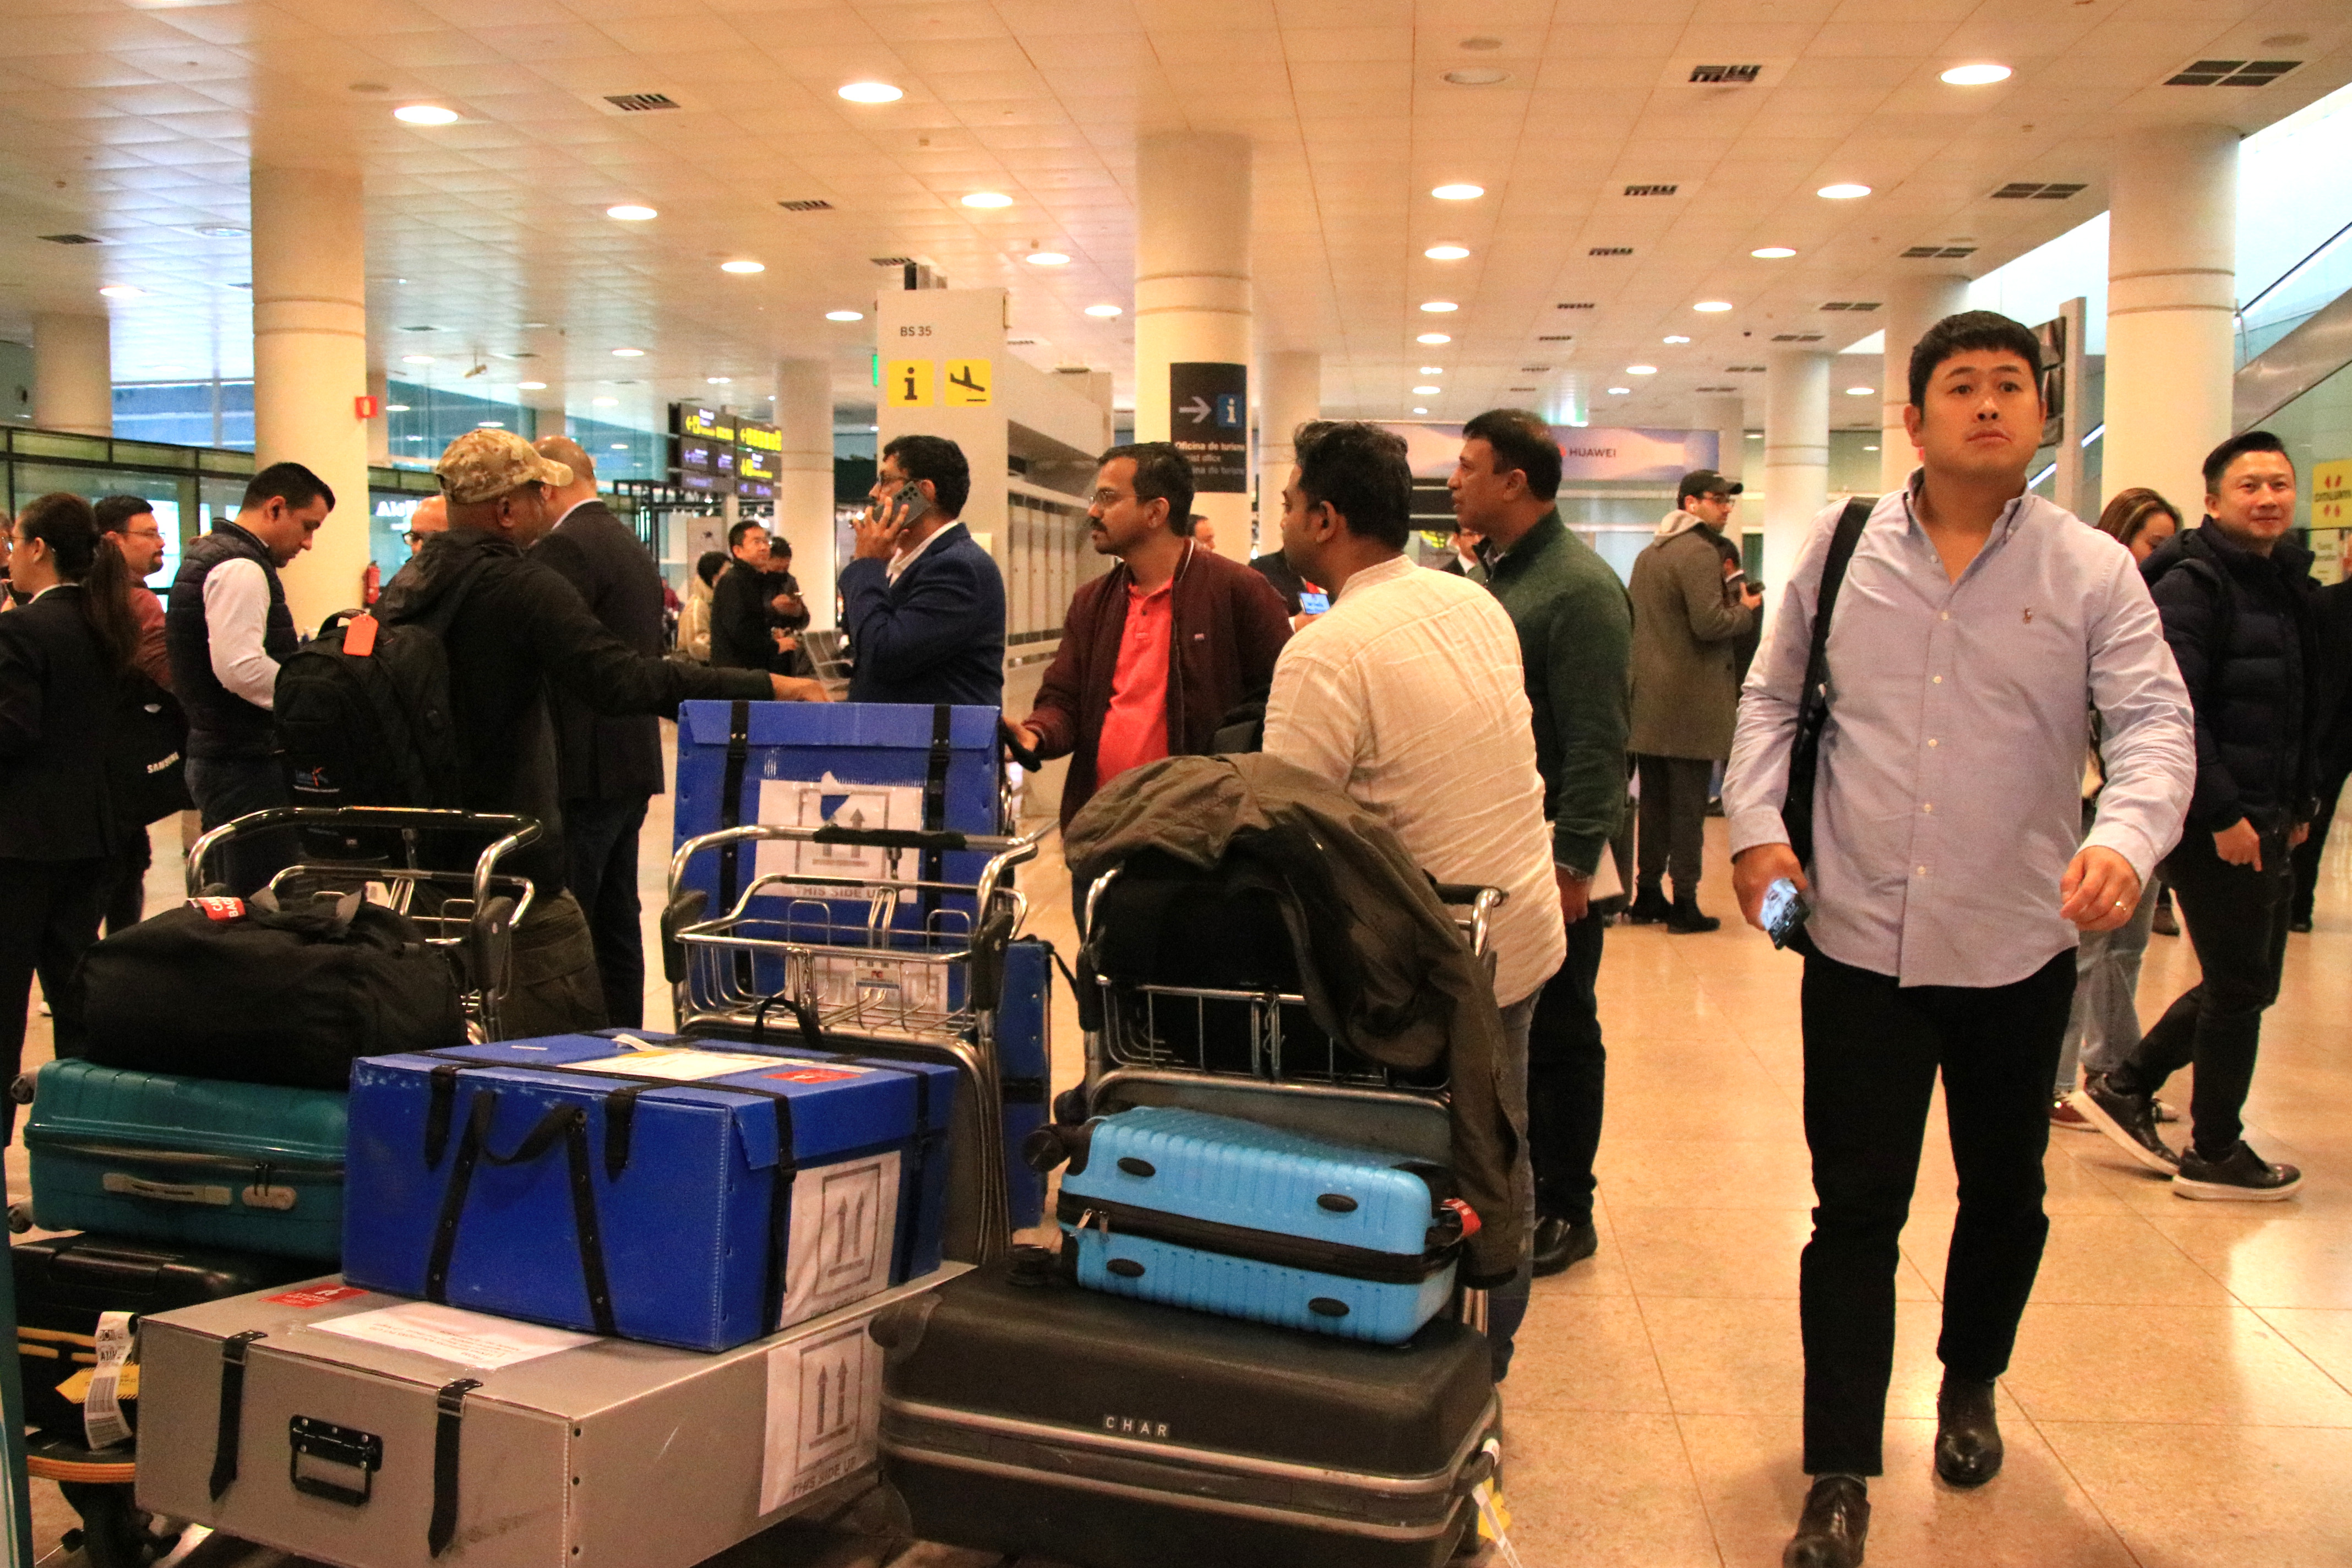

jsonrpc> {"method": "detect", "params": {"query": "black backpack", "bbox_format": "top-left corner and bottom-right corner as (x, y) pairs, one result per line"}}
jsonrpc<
(274, 562), (487, 814)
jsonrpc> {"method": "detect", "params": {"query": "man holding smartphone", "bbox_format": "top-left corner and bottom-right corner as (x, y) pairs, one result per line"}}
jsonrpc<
(1721, 312), (2195, 1568)
(840, 434), (1006, 707)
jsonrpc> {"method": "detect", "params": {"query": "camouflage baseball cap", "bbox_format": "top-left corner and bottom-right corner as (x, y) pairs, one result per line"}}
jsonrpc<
(435, 428), (572, 504)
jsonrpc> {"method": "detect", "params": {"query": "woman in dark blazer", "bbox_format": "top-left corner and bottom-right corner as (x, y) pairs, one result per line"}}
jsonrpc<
(0, 493), (136, 1133)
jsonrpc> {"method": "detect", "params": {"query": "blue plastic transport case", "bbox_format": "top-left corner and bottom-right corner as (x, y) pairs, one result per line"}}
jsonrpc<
(341, 1032), (957, 1352)
(1054, 1105), (1465, 1344)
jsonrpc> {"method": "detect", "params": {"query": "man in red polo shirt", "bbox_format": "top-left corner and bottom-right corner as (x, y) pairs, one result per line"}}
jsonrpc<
(1014, 443), (1292, 914)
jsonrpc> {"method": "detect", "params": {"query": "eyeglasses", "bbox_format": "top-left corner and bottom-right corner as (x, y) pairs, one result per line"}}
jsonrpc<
(1090, 489), (1133, 508)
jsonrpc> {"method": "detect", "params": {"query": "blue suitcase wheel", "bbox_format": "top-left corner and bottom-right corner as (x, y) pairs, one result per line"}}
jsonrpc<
(1117, 1157), (1156, 1178)
(1316, 1193), (1358, 1213)
(1308, 1298), (1351, 1318)
(1107, 1258), (1146, 1278)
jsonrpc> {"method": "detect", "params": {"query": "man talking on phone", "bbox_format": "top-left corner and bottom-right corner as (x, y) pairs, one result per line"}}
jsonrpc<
(840, 434), (1006, 706)
(1721, 312), (2195, 1568)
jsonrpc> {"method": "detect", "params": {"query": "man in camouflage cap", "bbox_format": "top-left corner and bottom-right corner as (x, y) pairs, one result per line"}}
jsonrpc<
(379, 429), (822, 1035)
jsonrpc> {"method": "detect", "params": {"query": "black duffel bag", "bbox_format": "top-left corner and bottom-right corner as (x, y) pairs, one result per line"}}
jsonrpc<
(71, 888), (466, 1089)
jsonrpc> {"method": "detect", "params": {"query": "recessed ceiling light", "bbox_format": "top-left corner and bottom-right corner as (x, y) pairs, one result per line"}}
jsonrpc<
(1608, 386), (1631, 395)
(1694, 300), (1733, 313)
(1419, 366), (1444, 374)
(839, 81), (903, 104)
(1940, 63), (2012, 86)
(826, 309), (865, 322)
(192, 225), (247, 239)
(1845, 385), (1876, 396)
(384, 404), (411, 412)
(707, 377), (732, 385)
(612, 347), (645, 357)
(1413, 385), (1441, 395)
(1751, 246), (1797, 259)
(1627, 364), (1657, 375)
(393, 104), (459, 125)
(1663, 334), (1690, 344)
(720, 260), (765, 273)
(1026, 252), (1070, 266)
(477, 421), (504, 429)
(1431, 183), (1485, 200)
(1412, 407), (1430, 415)
(516, 380), (547, 390)
(607, 204), (657, 221)
(1818, 183), (1872, 200)
(592, 396), (619, 407)
(401, 354), (435, 364)
(1424, 244), (1471, 260)
(610, 443), (628, 450)
(1084, 303), (1123, 317)
(1863, 444), (1880, 451)
(1441, 68), (1511, 86)
(962, 192), (1013, 209)
(1420, 300), (1459, 313)
(1417, 332), (1451, 345)
(97, 285), (143, 298)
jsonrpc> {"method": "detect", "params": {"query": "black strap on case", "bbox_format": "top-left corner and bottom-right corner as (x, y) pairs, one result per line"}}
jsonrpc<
(917, 704), (952, 925)
(427, 1376), (482, 1558)
(424, 1091), (619, 1337)
(206, 1329), (268, 1501)
(716, 699), (753, 908)
(1782, 497), (1875, 869)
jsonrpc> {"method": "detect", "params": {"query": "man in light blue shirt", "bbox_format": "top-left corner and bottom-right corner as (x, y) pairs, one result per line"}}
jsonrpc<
(1723, 311), (2196, 1568)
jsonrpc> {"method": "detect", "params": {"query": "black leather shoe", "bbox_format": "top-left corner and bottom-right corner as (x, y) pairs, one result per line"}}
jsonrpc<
(1934, 1377), (2003, 1488)
(1530, 1216), (1598, 1276)
(1627, 886), (1671, 925)
(1783, 1475), (1869, 1568)
(1664, 896), (1721, 934)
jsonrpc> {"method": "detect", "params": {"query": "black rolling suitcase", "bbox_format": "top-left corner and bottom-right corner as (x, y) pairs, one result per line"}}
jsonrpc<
(872, 1251), (1498, 1568)
(11, 1233), (315, 1441)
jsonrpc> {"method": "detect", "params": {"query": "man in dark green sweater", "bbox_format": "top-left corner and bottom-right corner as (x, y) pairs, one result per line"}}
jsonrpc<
(1450, 407), (1634, 1276)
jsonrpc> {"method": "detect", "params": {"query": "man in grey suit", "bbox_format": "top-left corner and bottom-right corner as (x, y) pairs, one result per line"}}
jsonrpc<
(1627, 469), (1760, 932)
(531, 436), (667, 1028)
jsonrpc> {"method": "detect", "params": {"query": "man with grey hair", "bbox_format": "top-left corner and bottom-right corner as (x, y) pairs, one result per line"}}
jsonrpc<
(380, 429), (822, 1035)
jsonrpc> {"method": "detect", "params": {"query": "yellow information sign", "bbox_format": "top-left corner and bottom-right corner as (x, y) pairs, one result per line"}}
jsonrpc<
(884, 359), (933, 407)
(943, 358), (993, 407)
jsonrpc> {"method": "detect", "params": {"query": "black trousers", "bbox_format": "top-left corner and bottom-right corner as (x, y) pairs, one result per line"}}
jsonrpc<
(1635, 754), (1713, 897)
(2290, 760), (2346, 925)
(101, 829), (153, 937)
(563, 794), (651, 1030)
(0, 858), (106, 1142)
(1526, 908), (1608, 1226)
(1799, 948), (2072, 1477)
(2114, 827), (2293, 1158)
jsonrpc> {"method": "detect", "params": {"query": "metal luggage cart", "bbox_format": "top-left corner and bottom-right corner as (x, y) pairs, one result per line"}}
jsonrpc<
(1074, 862), (1505, 1325)
(665, 820), (1047, 1257)
(188, 806), (542, 1043)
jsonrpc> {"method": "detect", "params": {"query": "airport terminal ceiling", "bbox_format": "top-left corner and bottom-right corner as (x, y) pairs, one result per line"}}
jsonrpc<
(0, 0), (2346, 435)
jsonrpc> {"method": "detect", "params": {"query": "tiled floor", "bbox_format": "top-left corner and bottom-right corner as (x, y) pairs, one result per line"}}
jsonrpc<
(19, 769), (2351, 1566)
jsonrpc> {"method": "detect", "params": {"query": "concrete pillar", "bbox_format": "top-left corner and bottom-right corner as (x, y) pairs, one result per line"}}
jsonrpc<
(33, 312), (112, 437)
(2105, 123), (2238, 518)
(365, 367), (390, 465)
(1256, 349), (1319, 554)
(1136, 133), (1251, 560)
(774, 358), (836, 630)
(251, 163), (372, 630)
(1696, 393), (1746, 484)
(1763, 350), (1831, 590)
(1881, 274), (1972, 493)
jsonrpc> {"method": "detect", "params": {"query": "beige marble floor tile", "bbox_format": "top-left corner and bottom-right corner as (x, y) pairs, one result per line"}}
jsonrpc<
(2006, 1303), (2352, 1425)
(1902, 1211), (2234, 1306)
(1680, 1412), (2136, 1568)
(2150, 1214), (2352, 1308)
(1494, 1408), (1721, 1568)
(2037, 1421), (2352, 1568)
(2256, 1306), (2352, 1393)
(1505, 1293), (1676, 1414)
(1610, 1206), (1936, 1303)
(1594, 1137), (1818, 1211)
(1638, 1295), (1948, 1420)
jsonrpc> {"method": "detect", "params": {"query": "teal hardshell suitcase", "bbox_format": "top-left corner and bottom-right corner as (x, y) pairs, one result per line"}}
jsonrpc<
(20, 1060), (346, 1264)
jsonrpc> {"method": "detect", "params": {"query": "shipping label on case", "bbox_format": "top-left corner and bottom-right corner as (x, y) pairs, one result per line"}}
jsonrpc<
(760, 1319), (881, 1514)
(776, 1150), (901, 1331)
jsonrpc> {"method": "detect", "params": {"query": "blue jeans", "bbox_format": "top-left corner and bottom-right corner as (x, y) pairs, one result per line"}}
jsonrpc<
(2053, 872), (2159, 1095)
(186, 753), (291, 894)
(1486, 988), (1541, 1383)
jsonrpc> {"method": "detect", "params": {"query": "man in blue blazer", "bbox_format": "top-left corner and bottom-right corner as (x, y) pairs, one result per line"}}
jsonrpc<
(841, 435), (1006, 707)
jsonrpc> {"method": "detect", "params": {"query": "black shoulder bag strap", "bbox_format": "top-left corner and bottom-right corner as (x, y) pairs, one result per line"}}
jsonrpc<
(1781, 497), (1875, 870)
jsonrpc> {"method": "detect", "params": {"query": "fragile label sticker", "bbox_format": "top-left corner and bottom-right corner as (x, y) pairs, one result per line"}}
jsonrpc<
(189, 896), (244, 921)
(265, 1284), (369, 1308)
(759, 1320), (880, 1515)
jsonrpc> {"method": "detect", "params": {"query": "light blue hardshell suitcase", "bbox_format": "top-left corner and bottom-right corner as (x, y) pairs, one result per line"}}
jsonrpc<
(20, 1060), (347, 1263)
(1052, 1106), (1469, 1344)
(341, 1032), (958, 1352)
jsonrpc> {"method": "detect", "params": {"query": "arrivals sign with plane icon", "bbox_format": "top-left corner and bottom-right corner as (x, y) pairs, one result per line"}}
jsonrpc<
(1169, 361), (1248, 492)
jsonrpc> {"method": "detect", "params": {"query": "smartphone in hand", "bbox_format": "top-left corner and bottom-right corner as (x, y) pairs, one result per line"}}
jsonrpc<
(1762, 876), (1812, 950)
(891, 480), (931, 527)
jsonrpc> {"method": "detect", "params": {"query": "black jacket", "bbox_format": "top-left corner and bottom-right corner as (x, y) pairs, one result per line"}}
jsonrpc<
(709, 561), (774, 671)
(2142, 521), (2319, 834)
(0, 586), (120, 861)
(532, 500), (666, 802)
(378, 528), (770, 895)
(2312, 579), (2352, 776)
(165, 522), (295, 760)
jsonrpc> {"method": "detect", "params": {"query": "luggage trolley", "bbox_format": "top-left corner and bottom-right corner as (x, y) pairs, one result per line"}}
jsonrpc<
(665, 819), (1048, 1258)
(1072, 857), (1506, 1327)
(187, 806), (543, 1043)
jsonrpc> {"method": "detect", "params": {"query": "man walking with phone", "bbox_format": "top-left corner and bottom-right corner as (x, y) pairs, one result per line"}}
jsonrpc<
(842, 434), (1005, 706)
(1722, 312), (2195, 1568)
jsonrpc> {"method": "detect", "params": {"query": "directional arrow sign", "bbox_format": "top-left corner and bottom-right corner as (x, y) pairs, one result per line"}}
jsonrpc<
(1179, 395), (1214, 425)
(1168, 362), (1248, 492)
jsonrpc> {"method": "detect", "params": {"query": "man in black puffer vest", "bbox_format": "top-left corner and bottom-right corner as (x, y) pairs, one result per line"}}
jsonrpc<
(2081, 431), (2318, 1200)
(166, 462), (335, 890)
